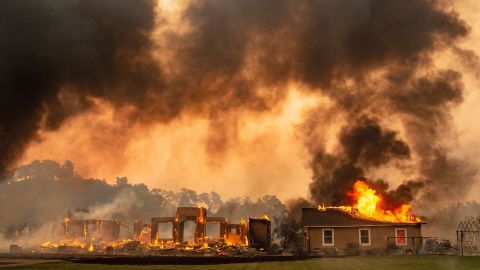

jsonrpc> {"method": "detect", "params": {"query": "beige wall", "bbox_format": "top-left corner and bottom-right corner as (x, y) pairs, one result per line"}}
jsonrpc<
(305, 225), (422, 252)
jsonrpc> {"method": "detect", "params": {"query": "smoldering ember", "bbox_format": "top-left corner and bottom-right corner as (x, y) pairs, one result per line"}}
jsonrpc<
(1, 0), (480, 267)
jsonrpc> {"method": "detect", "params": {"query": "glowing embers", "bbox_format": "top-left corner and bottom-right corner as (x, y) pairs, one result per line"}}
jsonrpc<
(52, 219), (121, 243)
(88, 243), (94, 252)
(38, 219), (123, 254)
(318, 180), (421, 223)
(38, 207), (271, 255)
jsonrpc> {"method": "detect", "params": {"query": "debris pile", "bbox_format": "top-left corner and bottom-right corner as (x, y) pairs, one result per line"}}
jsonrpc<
(27, 207), (272, 257)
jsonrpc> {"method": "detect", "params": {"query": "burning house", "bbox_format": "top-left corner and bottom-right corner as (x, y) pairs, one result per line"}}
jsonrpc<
(146, 207), (258, 248)
(135, 207), (267, 250)
(302, 207), (423, 254)
(51, 219), (121, 243)
(302, 180), (424, 254)
(248, 218), (271, 250)
(150, 207), (207, 245)
(224, 221), (248, 246)
(40, 219), (122, 253)
(38, 206), (270, 255)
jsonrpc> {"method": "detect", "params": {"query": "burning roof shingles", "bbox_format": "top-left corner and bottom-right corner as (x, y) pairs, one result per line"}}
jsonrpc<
(302, 207), (424, 255)
(302, 208), (423, 227)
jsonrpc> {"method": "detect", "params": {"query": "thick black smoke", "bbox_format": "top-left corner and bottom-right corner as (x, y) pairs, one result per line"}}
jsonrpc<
(308, 117), (410, 205)
(0, 0), (476, 206)
(289, 0), (475, 204)
(0, 0), (162, 174)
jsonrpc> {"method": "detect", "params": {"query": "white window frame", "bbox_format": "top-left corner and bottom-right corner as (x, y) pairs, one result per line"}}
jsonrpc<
(395, 228), (408, 246)
(358, 228), (371, 246)
(322, 228), (334, 246)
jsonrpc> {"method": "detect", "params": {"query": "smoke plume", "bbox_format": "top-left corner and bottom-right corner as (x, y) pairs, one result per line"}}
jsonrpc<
(290, 0), (476, 205)
(308, 117), (410, 205)
(0, 0), (161, 174)
(0, 0), (477, 208)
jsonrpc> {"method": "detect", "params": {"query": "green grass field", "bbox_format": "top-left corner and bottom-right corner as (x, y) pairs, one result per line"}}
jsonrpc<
(4, 256), (480, 270)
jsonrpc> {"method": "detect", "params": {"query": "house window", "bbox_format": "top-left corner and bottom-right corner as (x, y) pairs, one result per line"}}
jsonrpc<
(359, 228), (370, 246)
(322, 229), (334, 246)
(395, 228), (407, 245)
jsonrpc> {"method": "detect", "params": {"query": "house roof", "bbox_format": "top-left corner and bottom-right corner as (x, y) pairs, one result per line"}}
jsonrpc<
(301, 208), (423, 227)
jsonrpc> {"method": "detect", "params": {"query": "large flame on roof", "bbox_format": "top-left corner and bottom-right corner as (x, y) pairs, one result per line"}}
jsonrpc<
(319, 180), (421, 223)
(349, 180), (420, 223)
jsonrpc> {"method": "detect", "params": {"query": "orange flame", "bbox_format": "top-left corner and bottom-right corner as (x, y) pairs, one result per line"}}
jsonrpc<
(347, 180), (420, 223)
(88, 243), (94, 252)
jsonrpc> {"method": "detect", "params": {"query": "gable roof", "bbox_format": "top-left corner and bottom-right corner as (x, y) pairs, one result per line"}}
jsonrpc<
(301, 208), (422, 227)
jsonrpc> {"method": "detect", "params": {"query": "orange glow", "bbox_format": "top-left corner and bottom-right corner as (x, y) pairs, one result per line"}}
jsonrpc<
(348, 180), (421, 223)
(19, 88), (317, 201)
(319, 180), (421, 223)
(350, 181), (380, 217)
(40, 240), (88, 249)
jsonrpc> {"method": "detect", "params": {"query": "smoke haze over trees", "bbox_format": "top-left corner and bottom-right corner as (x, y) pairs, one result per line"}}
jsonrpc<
(1, 0), (480, 246)
(0, 160), (285, 247)
(1, 160), (477, 249)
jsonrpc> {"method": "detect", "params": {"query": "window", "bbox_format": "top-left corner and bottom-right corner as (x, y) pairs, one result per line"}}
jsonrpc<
(395, 228), (407, 245)
(359, 229), (370, 246)
(322, 229), (334, 246)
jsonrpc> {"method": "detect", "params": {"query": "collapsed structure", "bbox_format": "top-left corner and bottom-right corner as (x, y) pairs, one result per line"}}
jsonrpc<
(248, 218), (271, 250)
(51, 219), (121, 243)
(42, 207), (271, 254)
(135, 207), (259, 248)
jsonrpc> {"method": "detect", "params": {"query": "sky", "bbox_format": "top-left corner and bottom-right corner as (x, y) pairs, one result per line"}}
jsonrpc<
(15, 0), (480, 202)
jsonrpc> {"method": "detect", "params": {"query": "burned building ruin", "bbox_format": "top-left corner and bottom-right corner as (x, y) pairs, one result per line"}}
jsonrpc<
(248, 218), (271, 250)
(52, 219), (121, 243)
(150, 207), (207, 245)
(134, 207), (268, 249)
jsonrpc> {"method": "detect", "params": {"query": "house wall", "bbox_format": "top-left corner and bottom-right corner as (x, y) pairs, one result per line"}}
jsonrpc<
(305, 225), (421, 252)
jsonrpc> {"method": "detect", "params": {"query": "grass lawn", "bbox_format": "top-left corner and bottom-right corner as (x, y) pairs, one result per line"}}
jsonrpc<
(5, 256), (480, 270)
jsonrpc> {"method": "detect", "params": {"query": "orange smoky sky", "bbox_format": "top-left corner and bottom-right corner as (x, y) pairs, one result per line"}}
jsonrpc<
(21, 88), (323, 200)
(16, 0), (480, 202)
